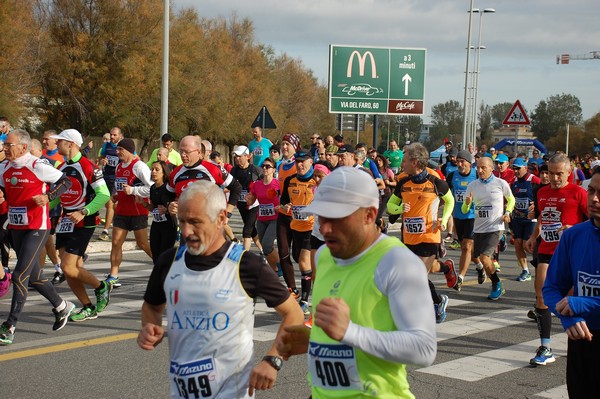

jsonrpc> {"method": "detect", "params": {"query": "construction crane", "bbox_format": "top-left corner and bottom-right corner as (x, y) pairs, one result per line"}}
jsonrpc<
(556, 51), (600, 64)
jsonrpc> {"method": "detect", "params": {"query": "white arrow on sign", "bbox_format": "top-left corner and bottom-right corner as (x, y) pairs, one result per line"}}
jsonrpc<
(402, 73), (412, 96)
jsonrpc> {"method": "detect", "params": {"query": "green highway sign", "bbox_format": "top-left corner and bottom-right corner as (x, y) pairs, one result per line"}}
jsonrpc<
(329, 45), (426, 115)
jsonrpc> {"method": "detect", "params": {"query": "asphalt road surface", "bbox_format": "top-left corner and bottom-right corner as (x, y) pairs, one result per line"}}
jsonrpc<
(0, 230), (569, 399)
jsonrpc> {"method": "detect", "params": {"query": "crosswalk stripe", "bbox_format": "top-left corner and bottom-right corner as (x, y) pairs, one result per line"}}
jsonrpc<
(417, 332), (567, 381)
(436, 308), (531, 342)
(534, 384), (568, 399)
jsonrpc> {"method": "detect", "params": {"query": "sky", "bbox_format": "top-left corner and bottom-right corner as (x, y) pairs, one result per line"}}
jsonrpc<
(176, 0), (600, 124)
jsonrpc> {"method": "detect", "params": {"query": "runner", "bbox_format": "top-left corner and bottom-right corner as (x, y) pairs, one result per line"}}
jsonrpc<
(138, 180), (303, 397)
(525, 153), (587, 366)
(387, 143), (456, 323)
(105, 138), (153, 287)
(543, 168), (600, 397)
(49, 129), (112, 321)
(144, 160), (177, 265)
(97, 127), (122, 241)
(280, 149), (317, 315)
(276, 133), (301, 298)
(166, 135), (241, 220)
(510, 157), (540, 282)
(231, 145), (264, 252)
(462, 156), (515, 300)
(247, 157), (281, 273)
(277, 167), (436, 398)
(0, 129), (75, 345)
(446, 150), (480, 291)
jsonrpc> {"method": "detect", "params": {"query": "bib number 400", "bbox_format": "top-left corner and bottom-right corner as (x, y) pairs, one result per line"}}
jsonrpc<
(315, 360), (351, 387)
(173, 375), (212, 399)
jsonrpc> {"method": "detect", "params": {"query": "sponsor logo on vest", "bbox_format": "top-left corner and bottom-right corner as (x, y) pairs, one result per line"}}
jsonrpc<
(171, 310), (231, 331)
(309, 343), (354, 359)
(170, 358), (215, 376)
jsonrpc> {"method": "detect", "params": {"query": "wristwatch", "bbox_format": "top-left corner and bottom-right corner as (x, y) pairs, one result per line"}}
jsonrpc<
(226, 211), (233, 218)
(80, 207), (90, 216)
(262, 355), (283, 371)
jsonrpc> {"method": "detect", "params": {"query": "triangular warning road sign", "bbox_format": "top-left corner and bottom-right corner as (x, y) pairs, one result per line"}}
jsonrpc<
(503, 100), (530, 125)
(251, 106), (277, 129)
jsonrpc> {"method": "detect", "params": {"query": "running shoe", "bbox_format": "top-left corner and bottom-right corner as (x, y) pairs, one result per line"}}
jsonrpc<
(304, 315), (313, 328)
(527, 308), (540, 321)
(0, 322), (15, 345)
(444, 259), (458, 288)
(105, 274), (121, 288)
(453, 275), (463, 292)
(448, 240), (461, 250)
(477, 267), (487, 284)
(0, 272), (11, 298)
(488, 281), (505, 300)
(530, 346), (555, 366)
(435, 294), (449, 323)
(288, 287), (299, 300)
(52, 301), (75, 331)
(98, 230), (110, 241)
(70, 306), (98, 322)
(516, 270), (532, 282)
(499, 234), (507, 252)
(493, 260), (501, 272)
(443, 235), (454, 243)
(299, 301), (311, 315)
(438, 241), (447, 259)
(95, 281), (112, 313)
(51, 271), (66, 285)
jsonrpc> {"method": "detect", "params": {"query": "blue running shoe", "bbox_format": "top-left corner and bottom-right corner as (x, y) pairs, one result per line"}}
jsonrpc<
(435, 294), (449, 323)
(516, 270), (532, 282)
(105, 274), (121, 288)
(530, 346), (555, 366)
(488, 281), (505, 300)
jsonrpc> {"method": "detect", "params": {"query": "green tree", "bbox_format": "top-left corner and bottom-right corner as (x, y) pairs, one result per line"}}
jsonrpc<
(427, 100), (463, 148)
(478, 102), (493, 143)
(490, 102), (513, 129)
(531, 93), (583, 142)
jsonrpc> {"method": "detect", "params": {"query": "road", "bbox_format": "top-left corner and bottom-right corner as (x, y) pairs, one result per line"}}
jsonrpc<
(0, 225), (569, 399)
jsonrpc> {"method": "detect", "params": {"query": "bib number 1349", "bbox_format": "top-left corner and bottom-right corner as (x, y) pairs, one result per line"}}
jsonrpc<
(173, 375), (212, 399)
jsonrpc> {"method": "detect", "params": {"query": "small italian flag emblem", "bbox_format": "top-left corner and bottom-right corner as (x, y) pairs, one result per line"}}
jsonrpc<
(170, 290), (179, 305)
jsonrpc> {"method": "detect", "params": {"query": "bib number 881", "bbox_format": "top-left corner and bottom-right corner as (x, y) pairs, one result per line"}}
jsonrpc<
(173, 375), (212, 398)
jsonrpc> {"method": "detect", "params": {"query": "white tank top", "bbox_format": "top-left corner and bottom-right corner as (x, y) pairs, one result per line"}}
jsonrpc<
(164, 242), (255, 399)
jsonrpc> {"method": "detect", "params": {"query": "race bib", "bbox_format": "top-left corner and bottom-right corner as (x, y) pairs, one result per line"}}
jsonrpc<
(259, 203), (275, 217)
(475, 205), (493, 218)
(115, 177), (127, 192)
(515, 198), (529, 211)
(253, 147), (263, 157)
(170, 357), (215, 399)
(308, 342), (361, 391)
(404, 217), (425, 234)
(56, 217), (75, 233)
(292, 205), (309, 220)
(239, 189), (248, 202)
(106, 155), (119, 167)
(541, 223), (562, 243)
(455, 189), (466, 203)
(578, 271), (600, 297)
(152, 208), (167, 222)
(8, 207), (28, 226)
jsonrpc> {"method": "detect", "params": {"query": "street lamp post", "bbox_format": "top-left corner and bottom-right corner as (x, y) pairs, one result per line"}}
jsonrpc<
(461, 0), (476, 150)
(470, 8), (495, 148)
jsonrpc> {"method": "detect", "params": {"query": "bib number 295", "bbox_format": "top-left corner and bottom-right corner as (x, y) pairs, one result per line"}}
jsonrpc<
(173, 375), (212, 399)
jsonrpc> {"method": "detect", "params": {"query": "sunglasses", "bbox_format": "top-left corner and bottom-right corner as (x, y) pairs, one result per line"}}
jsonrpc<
(261, 164), (274, 169)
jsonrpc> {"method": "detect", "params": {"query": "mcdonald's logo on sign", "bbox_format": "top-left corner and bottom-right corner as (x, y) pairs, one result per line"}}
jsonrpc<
(347, 51), (377, 78)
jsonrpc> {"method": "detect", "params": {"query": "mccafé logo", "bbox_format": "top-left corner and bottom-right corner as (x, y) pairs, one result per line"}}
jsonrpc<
(347, 51), (377, 78)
